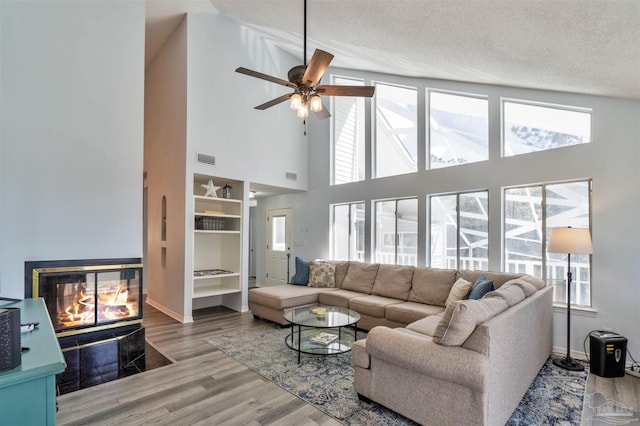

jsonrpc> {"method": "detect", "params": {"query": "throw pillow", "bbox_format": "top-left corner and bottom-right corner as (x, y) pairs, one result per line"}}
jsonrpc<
(291, 256), (310, 285)
(308, 261), (336, 288)
(467, 275), (495, 300)
(445, 278), (472, 307)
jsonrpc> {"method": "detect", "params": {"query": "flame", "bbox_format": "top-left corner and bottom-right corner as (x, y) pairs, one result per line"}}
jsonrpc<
(58, 282), (137, 327)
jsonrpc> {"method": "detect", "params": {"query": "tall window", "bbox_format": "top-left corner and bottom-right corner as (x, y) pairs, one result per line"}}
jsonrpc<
(374, 198), (418, 265)
(504, 180), (591, 306)
(374, 83), (417, 178)
(503, 100), (591, 157)
(331, 202), (365, 261)
(332, 76), (365, 185)
(429, 91), (489, 169)
(429, 191), (489, 270)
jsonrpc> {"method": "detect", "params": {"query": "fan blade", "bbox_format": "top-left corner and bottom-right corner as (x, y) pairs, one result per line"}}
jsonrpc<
(313, 102), (331, 120)
(255, 93), (292, 110)
(316, 85), (376, 97)
(302, 49), (334, 87)
(236, 67), (297, 89)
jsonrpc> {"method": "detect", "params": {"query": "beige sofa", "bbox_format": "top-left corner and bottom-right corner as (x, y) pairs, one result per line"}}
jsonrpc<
(248, 261), (552, 425)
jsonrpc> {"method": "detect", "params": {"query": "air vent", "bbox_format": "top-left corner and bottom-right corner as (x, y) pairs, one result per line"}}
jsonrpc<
(197, 152), (216, 166)
(285, 172), (297, 181)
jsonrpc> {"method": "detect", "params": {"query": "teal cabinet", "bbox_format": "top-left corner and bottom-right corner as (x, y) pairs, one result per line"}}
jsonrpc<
(0, 298), (66, 425)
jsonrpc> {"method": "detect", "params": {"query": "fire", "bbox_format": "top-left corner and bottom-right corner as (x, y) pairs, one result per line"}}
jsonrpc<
(58, 281), (138, 327)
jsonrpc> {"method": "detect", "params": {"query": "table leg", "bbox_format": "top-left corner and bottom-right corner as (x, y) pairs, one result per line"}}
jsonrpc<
(297, 324), (301, 364)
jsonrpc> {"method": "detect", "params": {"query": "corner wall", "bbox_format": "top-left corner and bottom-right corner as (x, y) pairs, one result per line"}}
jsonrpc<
(0, 1), (145, 298)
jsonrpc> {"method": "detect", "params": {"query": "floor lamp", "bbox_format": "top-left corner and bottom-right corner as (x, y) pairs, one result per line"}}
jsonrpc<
(548, 226), (593, 371)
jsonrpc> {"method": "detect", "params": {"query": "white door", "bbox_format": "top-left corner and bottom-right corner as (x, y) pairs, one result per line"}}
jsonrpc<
(266, 208), (292, 285)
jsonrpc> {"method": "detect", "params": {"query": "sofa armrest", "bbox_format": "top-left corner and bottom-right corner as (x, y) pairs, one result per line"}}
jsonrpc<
(366, 326), (487, 391)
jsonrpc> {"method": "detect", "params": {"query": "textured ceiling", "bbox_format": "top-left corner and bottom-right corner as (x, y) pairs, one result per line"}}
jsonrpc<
(146, 0), (640, 99)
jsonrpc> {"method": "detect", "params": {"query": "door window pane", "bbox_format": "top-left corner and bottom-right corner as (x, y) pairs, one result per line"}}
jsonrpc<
(332, 76), (365, 185)
(375, 83), (417, 178)
(429, 91), (488, 169)
(272, 216), (286, 252)
(504, 186), (543, 275)
(459, 192), (489, 270)
(503, 100), (591, 157)
(331, 202), (365, 261)
(332, 204), (350, 260)
(375, 201), (396, 264)
(430, 195), (457, 269)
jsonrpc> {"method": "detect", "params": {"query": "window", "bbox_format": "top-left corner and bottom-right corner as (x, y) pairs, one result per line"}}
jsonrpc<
(429, 191), (489, 270)
(271, 215), (287, 252)
(429, 91), (488, 169)
(332, 76), (365, 185)
(375, 198), (417, 265)
(374, 83), (417, 178)
(503, 100), (591, 157)
(331, 202), (365, 261)
(504, 181), (591, 306)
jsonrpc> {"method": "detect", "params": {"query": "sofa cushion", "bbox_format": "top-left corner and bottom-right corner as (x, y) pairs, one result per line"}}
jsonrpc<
(318, 289), (364, 308)
(503, 278), (537, 297)
(308, 261), (336, 288)
(333, 261), (351, 288)
(371, 264), (414, 300)
(457, 270), (523, 289)
(484, 283), (526, 306)
(292, 256), (310, 285)
(445, 278), (472, 307)
(248, 285), (329, 310)
(433, 297), (509, 346)
(518, 274), (546, 290)
(408, 267), (457, 306)
(341, 262), (379, 294)
(385, 302), (445, 324)
(467, 275), (494, 300)
(406, 314), (443, 337)
(349, 295), (404, 318)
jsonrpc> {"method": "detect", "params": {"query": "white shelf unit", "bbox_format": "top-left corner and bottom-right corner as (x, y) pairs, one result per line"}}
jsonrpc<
(192, 195), (242, 299)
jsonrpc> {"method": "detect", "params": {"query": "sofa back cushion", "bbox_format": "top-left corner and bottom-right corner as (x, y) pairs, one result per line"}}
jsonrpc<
(372, 264), (415, 300)
(457, 270), (524, 289)
(332, 261), (351, 288)
(483, 283), (526, 306)
(433, 297), (509, 346)
(408, 267), (457, 306)
(341, 262), (380, 294)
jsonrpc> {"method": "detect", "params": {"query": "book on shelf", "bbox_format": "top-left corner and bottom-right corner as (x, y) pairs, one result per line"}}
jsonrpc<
(309, 332), (338, 345)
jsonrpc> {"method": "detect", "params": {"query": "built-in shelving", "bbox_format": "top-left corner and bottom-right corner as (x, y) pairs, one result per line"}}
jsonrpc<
(191, 181), (243, 301)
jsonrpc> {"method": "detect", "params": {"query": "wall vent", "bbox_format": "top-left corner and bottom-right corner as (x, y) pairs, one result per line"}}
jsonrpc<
(197, 152), (216, 166)
(285, 172), (297, 181)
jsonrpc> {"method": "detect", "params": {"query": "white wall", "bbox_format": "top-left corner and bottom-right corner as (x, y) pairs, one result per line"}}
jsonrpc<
(0, 1), (145, 298)
(144, 17), (188, 321)
(185, 13), (307, 189)
(253, 68), (640, 361)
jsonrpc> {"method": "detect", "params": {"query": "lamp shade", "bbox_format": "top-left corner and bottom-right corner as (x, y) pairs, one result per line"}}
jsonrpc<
(548, 227), (593, 254)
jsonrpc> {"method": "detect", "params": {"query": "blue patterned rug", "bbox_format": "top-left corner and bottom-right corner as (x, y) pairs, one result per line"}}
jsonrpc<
(206, 322), (587, 425)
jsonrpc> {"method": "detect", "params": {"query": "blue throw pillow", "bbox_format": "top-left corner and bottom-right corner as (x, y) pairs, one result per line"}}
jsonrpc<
(292, 257), (310, 285)
(467, 274), (495, 300)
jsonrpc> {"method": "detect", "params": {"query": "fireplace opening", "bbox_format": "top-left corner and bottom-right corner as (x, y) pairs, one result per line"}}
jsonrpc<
(25, 259), (143, 337)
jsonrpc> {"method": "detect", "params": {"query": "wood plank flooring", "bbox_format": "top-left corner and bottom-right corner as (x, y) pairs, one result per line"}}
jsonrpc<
(56, 305), (341, 426)
(57, 304), (640, 425)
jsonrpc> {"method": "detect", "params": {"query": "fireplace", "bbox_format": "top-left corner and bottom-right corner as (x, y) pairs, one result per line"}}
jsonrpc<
(25, 259), (143, 337)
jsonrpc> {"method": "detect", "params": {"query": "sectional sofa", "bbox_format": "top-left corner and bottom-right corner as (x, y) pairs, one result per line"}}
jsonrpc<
(248, 261), (553, 425)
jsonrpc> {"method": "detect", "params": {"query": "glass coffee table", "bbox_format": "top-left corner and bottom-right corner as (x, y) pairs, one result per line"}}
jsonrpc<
(284, 305), (360, 364)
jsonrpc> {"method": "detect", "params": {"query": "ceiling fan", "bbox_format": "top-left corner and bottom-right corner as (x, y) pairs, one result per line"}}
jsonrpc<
(235, 0), (375, 120)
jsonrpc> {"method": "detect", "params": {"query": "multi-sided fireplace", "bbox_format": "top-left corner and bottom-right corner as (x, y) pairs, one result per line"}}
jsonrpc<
(25, 259), (143, 337)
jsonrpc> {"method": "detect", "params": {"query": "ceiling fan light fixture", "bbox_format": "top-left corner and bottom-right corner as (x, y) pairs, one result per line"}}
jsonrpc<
(309, 94), (322, 112)
(297, 103), (309, 119)
(290, 93), (302, 110)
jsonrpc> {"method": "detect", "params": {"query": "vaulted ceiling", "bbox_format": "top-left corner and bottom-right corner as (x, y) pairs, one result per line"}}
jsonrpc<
(145, 0), (640, 100)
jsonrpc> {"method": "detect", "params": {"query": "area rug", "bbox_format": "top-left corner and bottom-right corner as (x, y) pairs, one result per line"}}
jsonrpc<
(206, 323), (587, 425)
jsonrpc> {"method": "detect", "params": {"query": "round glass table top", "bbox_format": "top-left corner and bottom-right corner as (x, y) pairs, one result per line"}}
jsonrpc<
(283, 305), (360, 328)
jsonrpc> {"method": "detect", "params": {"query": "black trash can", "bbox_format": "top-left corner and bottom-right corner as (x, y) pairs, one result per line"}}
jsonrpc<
(590, 331), (627, 378)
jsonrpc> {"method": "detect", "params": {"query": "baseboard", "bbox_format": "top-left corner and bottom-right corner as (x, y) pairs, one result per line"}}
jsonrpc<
(145, 297), (193, 323)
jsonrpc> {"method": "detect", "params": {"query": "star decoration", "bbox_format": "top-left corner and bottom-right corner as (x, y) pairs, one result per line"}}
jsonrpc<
(201, 179), (221, 198)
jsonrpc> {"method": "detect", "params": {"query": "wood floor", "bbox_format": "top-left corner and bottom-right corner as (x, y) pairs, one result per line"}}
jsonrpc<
(57, 304), (640, 426)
